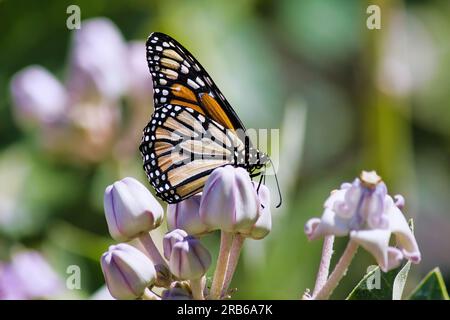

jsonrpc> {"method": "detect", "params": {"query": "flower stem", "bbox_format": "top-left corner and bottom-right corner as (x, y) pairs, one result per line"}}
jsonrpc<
(313, 240), (358, 300)
(139, 232), (168, 269)
(209, 231), (233, 299)
(190, 276), (206, 300)
(311, 235), (335, 297)
(221, 234), (245, 298)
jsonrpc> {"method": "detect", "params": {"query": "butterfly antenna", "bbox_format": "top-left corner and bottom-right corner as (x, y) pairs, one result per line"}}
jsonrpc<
(268, 158), (282, 208)
(256, 171), (264, 193)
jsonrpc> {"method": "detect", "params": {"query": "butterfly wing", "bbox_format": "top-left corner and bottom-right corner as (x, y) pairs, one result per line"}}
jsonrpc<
(140, 104), (246, 203)
(146, 32), (246, 131)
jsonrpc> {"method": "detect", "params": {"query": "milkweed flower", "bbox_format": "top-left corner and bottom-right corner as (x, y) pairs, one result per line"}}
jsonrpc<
(104, 177), (163, 242)
(200, 166), (260, 234)
(305, 170), (421, 272)
(100, 243), (156, 300)
(167, 195), (211, 236)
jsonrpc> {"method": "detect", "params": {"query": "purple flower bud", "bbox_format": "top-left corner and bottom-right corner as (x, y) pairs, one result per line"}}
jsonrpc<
(100, 243), (156, 300)
(127, 41), (153, 102)
(167, 195), (211, 236)
(67, 18), (128, 101)
(104, 177), (163, 241)
(243, 184), (272, 240)
(200, 166), (260, 234)
(169, 236), (211, 280)
(394, 194), (405, 209)
(163, 229), (188, 260)
(10, 66), (68, 126)
(0, 251), (62, 300)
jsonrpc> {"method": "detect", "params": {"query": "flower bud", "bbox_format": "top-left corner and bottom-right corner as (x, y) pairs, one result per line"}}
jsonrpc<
(67, 18), (128, 101)
(163, 229), (188, 260)
(247, 184), (272, 239)
(169, 236), (211, 280)
(10, 66), (68, 126)
(162, 281), (192, 300)
(127, 41), (153, 102)
(200, 166), (260, 234)
(104, 177), (163, 241)
(100, 243), (156, 300)
(0, 251), (62, 300)
(167, 195), (210, 236)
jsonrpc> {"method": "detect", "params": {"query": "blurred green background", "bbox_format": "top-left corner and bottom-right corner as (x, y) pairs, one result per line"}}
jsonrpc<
(0, 0), (449, 299)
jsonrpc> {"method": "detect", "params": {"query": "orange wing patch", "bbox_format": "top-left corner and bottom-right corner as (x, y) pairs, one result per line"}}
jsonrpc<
(171, 84), (197, 102)
(199, 93), (235, 130)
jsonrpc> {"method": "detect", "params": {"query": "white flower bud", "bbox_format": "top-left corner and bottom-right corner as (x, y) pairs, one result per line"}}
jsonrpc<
(169, 236), (211, 280)
(104, 177), (163, 241)
(100, 243), (156, 300)
(200, 166), (260, 234)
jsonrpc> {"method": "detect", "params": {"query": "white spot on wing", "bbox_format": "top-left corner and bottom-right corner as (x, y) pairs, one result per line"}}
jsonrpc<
(187, 79), (200, 89)
(195, 77), (205, 87)
(180, 65), (189, 74)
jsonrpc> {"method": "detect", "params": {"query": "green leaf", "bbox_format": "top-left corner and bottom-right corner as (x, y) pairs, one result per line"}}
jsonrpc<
(392, 260), (411, 300)
(409, 267), (449, 300)
(346, 260), (411, 300)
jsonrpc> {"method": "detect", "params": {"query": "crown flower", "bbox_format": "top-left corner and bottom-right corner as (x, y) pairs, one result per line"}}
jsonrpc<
(305, 171), (420, 272)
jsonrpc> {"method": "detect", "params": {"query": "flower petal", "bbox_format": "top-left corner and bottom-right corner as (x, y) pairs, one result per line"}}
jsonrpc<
(350, 229), (391, 272)
(312, 208), (351, 239)
(387, 205), (421, 264)
(386, 247), (404, 271)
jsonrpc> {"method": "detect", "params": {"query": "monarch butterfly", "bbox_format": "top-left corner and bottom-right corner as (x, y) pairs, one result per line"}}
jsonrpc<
(140, 32), (280, 206)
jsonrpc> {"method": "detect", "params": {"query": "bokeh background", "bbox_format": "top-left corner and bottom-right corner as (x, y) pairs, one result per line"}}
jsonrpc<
(0, 0), (449, 299)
